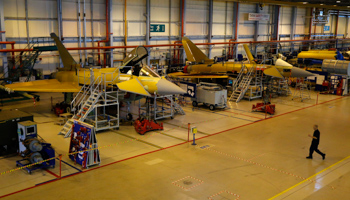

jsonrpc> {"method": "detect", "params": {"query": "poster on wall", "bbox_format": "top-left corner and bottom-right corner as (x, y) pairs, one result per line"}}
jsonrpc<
(69, 120), (100, 168)
(248, 13), (270, 21)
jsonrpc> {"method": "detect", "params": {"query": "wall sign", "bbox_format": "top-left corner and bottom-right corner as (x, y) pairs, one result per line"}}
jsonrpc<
(324, 26), (330, 31)
(248, 13), (270, 21)
(150, 24), (165, 32)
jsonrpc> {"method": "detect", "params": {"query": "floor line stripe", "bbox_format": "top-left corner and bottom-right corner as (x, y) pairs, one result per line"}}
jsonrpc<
(111, 130), (163, 149)
(268, 154), (350, 200)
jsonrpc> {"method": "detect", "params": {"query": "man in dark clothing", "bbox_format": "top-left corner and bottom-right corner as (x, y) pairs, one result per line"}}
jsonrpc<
(306, 125), (326, 160)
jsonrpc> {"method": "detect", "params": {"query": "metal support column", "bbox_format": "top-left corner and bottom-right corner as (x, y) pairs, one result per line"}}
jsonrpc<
(254, 3), (260, 57)
(83, 0), (88, 65)
(180, 0), (186, 64)
(233, 2), (239, 59)
(91, 0), (94, 47)
(290, 6), (297, 51)
(208, 0), (213, 58)
(169, 0), (172, 64)
(335, 10), (339, 39)
(346, 16), (349, 39)
(146, 0), (150, 65)
(25, 0), (30, 45)
(77, 0), (82, 63)
(57, 0), (63, 40)
(0, 0), (8, 78)
(271, 5), (280, 54)
(108, 0), (113, 67)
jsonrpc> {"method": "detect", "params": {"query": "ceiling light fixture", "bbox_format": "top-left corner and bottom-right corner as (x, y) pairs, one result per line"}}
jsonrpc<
(336, 1), (340, 3)
(303, 2), (308, 4)
(320, 4), (324, 5)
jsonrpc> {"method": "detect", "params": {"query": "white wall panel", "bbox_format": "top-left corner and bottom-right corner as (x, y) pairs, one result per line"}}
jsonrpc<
(187, 0), (208, 23)
(170, 0), (179, 22)
(62, 21), (78, 37)
(347, 17), (350, 38)
(112, 0), (124, 21)
(296, 7), (307, 25)
(28, 0), (57, 18)
(93, 21), (105, 37)
(62, 1), (78, 19)
(4, 21), (27, 38)
(338, 16), (346, 36)
(171, 23), (179, 36)
(280, 25), (291, 35)
(239, 23), (255, 36)
(280, 6), (292, 25)
(212, 24), (225, 35)
(151, 0), (169, 21)
(4, 0), (25, 18)
(213, 1), (226, 23)
(28, 21), (57, 37)
(127, 0), (145, 21)
(295, 25), (304, 35)
(186, 23), (208, 36)
(128, 23), (145, 36)
(112, 22), (124, 37)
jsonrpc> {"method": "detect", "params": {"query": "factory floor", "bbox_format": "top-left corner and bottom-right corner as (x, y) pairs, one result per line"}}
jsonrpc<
(0, 89), (350, 200)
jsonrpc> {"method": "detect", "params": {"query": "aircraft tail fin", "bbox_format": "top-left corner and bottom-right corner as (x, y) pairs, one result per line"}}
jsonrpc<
(50, 33), (80, 71)
(182, 37), (210, 63)
(243, 44), (256, 64)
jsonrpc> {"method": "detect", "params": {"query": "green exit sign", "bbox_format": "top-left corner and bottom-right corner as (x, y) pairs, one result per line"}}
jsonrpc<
(150, 24), (165, 32)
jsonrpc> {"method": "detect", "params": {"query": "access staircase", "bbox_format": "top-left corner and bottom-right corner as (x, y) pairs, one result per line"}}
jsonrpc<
(1, 37), (57, 83)
(243, 66), (263, 101)
(59, 69), (120, 138)
(229, 65), (255, 103)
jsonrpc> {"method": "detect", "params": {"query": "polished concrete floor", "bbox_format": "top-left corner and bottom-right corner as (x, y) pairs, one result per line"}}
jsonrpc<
(0, 89), (350, 200)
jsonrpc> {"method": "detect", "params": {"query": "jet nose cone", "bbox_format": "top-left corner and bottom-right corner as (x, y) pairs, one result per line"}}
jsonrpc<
(291, 67), (314, 77)
(157, 79), (186, 95)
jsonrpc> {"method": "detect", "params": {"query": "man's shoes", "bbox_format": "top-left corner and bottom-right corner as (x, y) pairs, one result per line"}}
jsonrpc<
(322, 154), (326, 160)
(306, 156), (312, 159)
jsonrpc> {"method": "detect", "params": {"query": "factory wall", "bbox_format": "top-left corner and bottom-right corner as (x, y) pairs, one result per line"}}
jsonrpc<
(1, 0), (350, 76)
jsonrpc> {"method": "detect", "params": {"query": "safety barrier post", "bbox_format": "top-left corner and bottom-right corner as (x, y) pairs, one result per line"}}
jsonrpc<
(191, 126), (197, 145)
(187, 123), (190, 142)
(59, 154), (62, 179)
(192, 133), (196, 145)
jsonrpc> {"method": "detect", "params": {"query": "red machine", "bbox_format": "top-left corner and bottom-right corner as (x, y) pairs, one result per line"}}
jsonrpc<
(252, 102), (275, 115)
(134, 118), (164, 135)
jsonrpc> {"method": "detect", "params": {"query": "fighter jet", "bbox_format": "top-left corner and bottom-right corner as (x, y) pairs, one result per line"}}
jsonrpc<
(2, 33), (185, 101)
(168, 37), (314, 79)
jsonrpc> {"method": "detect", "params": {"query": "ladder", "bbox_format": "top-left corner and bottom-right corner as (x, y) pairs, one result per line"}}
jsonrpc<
(278, 78), (292, 96)
(292, 81), (310, 102)
(59, 78), (103, 138)
(229, 65), (255, 103)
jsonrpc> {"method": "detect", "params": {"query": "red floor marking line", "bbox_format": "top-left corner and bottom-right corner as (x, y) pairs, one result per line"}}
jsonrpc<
(44, 169), (59, 178)
(224, 110), (264, 120)
(1, 96), (345, 199)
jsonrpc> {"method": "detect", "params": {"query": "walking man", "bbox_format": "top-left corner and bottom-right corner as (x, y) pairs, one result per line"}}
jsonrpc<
(306, 124), (326, 160)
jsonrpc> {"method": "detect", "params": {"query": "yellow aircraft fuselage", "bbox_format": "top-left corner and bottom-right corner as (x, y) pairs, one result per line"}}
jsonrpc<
(184, 62), (293, 77)
(55, 68), (163, 95)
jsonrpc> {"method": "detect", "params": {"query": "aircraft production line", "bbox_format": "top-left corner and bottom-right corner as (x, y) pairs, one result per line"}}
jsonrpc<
(1, 87), (350, 199)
